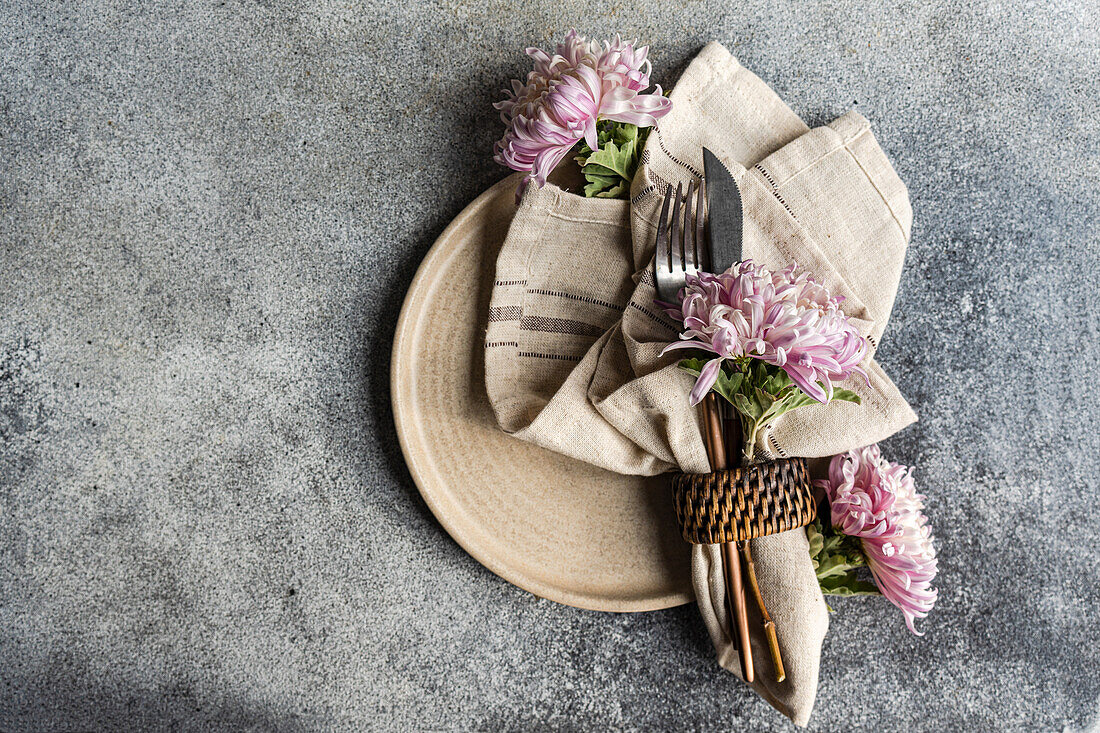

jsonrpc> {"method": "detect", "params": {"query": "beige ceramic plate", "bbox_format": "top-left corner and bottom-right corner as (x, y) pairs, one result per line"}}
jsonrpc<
(391, 174), (692, 612)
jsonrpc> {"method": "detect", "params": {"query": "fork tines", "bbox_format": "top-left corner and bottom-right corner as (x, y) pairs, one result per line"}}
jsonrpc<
(654, 180), (707, 303)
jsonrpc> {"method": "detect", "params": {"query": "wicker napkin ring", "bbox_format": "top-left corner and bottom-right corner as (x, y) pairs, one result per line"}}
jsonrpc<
(670, 457), (817, 544)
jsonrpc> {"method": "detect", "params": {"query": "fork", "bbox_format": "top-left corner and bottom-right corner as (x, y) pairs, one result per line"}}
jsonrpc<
(654, 181), (755, 683)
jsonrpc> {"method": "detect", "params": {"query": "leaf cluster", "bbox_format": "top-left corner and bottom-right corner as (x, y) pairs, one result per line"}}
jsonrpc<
(679, 357), (859, 461)
(806, 518), (881, 608)
(574, 121), (651, 199)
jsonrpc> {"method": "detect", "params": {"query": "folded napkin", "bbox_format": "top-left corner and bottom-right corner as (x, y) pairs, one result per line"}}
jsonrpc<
(484, 42), (916, 726)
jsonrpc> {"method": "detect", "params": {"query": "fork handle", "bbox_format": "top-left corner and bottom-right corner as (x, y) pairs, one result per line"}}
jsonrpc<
(725, 541), (754, 683)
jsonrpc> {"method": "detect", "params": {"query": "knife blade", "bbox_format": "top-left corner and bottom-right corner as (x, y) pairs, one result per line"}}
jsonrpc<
(702, 147), (743, 272)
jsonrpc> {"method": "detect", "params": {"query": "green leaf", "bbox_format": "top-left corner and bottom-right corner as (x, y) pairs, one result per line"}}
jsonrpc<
(586, 179), (627, 198)
(755, 389), (814, 432)
(806, 522), (825, 558)
(814, 546), (867, 577)
(733, 392), (762, 421)
(678, 358), (707, 376)
(712, 370), (744, 405)
(820, 575), (881, 597)
(611, 122), (639, 146)
(585, 140), (635, 180)
(677, 360), (745, 407)
(814, 554), (860, 580)
(784, 390), (820, 409)
(760, 367), (792, 395)
(757, 360), (772, 384)
(753, 387), (777, 412)
(820, 533), (843, 556)
(829, 389), (861, 405)
(581, 165), (620, 179)
(582, 173), (619, 188)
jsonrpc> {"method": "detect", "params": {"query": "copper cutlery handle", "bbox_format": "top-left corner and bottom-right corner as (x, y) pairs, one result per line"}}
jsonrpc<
(725, 541), (754, 681)
(701, 394), (754, 682)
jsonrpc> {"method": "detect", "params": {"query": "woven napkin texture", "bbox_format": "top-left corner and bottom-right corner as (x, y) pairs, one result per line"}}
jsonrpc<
(484, 41), (916, 726)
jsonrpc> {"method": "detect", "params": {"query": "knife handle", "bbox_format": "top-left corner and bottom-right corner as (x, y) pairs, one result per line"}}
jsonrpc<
(703, 395), (726, 471)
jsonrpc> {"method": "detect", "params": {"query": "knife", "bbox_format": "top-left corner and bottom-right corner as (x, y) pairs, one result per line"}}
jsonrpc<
(700, 146), (754, 682)
(702, 147), (743, 272)
(702, 147), (746, 471)
(702, 146), (787, 683)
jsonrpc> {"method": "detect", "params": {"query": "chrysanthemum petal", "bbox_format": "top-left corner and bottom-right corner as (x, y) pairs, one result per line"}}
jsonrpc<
(661, 259), (869, 406)
(495, 30), (672, 197)
(816, 446), (938, 634)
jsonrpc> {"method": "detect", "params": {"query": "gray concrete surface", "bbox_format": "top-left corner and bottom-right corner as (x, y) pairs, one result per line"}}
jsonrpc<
(2, 1), (1099, 730)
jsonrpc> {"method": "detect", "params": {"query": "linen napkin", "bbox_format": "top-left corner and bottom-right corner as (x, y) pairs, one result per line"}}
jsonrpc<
(484, 42), (916, 726)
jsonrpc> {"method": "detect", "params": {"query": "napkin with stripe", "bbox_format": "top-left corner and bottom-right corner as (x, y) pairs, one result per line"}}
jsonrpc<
(484, 41), (916, 726)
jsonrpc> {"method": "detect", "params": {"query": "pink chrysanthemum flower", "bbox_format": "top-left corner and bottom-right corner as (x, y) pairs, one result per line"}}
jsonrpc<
(660, 260), (869, 406)
(493, 31), (671, 198)
(816, 445), (939, 634)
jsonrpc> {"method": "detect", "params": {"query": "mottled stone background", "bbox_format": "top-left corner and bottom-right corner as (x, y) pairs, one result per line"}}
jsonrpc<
(2, 1), (1098, 730)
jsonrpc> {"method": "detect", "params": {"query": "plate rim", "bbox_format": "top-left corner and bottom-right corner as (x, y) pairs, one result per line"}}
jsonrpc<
(390, 175), (693, 613)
